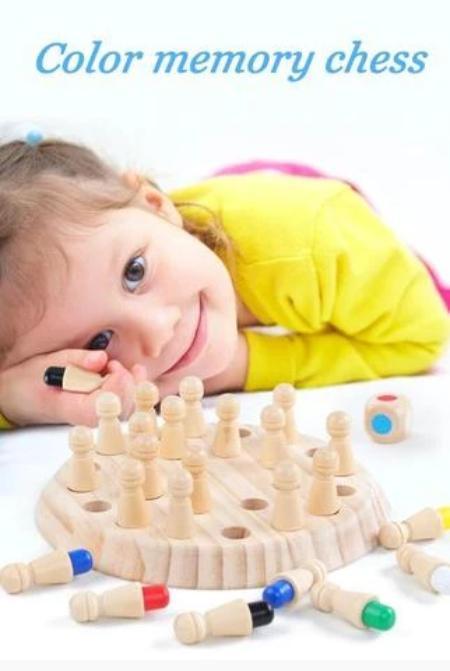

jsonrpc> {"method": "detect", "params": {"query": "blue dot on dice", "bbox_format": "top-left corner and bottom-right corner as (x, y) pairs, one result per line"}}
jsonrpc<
(371, 413), (392, 435)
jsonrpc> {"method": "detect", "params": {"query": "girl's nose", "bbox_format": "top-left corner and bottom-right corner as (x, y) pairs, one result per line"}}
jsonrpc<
(137, 304), (182, 359)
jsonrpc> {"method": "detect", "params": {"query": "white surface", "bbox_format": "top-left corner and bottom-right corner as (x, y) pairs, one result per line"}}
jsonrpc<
(1, 0), (450, 663)
(1, 353), (450, 662)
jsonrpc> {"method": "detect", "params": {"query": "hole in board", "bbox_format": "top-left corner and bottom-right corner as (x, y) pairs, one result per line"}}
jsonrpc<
(337, 485), (356, 497)
(241, 498), (268, 511)
(83, 500), (111, 513)
(307, 448), (317, 458)
(222, 526), (250, 540)
(239, 426), (252, 438)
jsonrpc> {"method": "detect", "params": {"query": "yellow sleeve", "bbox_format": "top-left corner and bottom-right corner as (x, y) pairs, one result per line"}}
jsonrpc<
(243, 187), (450, 390)
(0, 412), (14, 429)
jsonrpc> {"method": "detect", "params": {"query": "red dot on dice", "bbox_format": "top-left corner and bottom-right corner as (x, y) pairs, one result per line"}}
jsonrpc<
(142, 584), (170, 611)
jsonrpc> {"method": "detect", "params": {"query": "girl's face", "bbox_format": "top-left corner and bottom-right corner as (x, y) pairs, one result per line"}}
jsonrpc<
(5, 186), (239, 387)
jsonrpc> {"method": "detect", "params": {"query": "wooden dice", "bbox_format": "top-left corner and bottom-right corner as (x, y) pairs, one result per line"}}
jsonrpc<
(365, 393), (411, 444)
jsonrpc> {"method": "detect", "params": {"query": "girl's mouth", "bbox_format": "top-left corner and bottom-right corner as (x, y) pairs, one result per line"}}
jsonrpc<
(164, 294), (207, 375)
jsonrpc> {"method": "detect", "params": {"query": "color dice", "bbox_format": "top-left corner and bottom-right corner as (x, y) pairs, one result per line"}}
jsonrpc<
(365, 394), (411, 444)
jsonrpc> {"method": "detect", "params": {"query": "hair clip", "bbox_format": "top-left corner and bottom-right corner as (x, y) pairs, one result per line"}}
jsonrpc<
(25, 129), (44, 146)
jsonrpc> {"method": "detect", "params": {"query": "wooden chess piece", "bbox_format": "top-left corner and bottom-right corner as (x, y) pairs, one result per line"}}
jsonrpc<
(212, 394), (241, 458)
(128, 411), (156, 451)
(378, 507), (444, 549)
(167, 467), (195, 539)
(183, 441), (211, 513)
(67, 425), (99, 492)
(95, 392), (126, 455)
(173, 599), (274, 645)
(273, 383), (299, 443)
(260, 404), (291, 469)
(160, 395), (186, 459)
(397, 544), (450, 594)
(117, 459), (150, 528)
(310, 581), (395, 630)
(326, 411), (356, 476)
(266, 560), (327, 609)
(271, 461), (304, 531)
(307, 448), (341, 516)
(179, 376), (207, 438)
(0, 548), (93, 594)
(134, 380), (159, 421)
(70, 583), (169, 621)
(129, 433), (165, 499)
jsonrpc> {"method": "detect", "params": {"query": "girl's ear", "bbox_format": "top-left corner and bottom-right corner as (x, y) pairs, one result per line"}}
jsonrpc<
(121, 170), (141, 190)
(121, 170), (183, 228)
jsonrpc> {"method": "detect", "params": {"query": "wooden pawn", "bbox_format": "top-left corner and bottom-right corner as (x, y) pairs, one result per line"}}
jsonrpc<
(160, 395), (186, 459)
(67, 425), (99, 492)
(212, 394), (241, 458)
(183, 440), (211, 513)
(134, 380), (159, 422)
(179, 376), (207, 438)
(128, 411), (156, 452)
(129, 433), (165, 500)
(167, 467), (195, 539)
(1, 550), (76, 594)
(260, 404), (290, 469)
(378, 507), (444, 550)
(271, 560), (327, 608)
(397, 544), (450, 594)
(69, 583), (169, 622)
(326, 411), (356, 476)
(307, 448), (341, 516)
(310, 581), (378, 629)
(95, 392), (126, 455)
(273, 383), (299, 443)
(174, 599), (253, 644)
(117, 459), (150, 528)
(271, 460), (304, 531)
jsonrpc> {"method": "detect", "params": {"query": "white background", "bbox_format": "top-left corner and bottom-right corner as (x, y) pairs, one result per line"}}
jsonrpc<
(1, 0), (450, 665)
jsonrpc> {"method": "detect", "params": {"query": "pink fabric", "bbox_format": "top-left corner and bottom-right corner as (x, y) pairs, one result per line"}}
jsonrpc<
(210, 159), (450, 312)
(211, 159), (366, 200)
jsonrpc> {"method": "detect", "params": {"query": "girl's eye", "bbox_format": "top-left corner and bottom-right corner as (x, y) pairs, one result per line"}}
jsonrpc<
(87, 329), (113, 350)
(123, 255), (146, 292)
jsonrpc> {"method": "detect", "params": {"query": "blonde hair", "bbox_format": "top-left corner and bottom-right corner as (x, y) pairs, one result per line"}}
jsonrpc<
(0, 138), (233, 367)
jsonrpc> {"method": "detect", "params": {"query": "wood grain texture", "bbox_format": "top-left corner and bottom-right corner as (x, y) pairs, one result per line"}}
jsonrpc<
(35, 425), (390, 589)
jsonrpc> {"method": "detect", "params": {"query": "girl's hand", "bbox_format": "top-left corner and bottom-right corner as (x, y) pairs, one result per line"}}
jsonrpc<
(0, 350), (147, 428)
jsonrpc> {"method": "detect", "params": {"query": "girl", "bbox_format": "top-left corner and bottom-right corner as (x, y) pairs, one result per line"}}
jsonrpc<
(0, 136), (449, 428)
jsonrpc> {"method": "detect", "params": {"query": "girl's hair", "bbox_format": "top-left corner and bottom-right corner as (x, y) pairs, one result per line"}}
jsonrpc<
(0, 138), (233, 368)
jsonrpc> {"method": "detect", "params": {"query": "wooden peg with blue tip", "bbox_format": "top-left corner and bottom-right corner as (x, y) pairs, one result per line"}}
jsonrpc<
(263, 560), (327, 609)
(0, 548), (93, 594)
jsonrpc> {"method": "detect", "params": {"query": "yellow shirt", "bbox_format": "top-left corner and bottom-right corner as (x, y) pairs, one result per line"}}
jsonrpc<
(169, 172), (450, 390)
(0, 413), (13, 429)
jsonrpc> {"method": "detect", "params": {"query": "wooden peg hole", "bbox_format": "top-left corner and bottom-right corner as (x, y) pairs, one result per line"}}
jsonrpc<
(239, 426), (252, 438)
(83, 500), (112, 513)
(221, 526), (251, 540)
(241, 498), (268, 511)
(336, 485), (356, 497)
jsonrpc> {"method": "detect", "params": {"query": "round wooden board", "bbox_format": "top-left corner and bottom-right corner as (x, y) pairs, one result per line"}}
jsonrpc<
(36, 425), (390, 589)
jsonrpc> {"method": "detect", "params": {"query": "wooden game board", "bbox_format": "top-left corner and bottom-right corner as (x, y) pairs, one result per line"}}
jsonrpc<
(36, 424), (390, 589)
